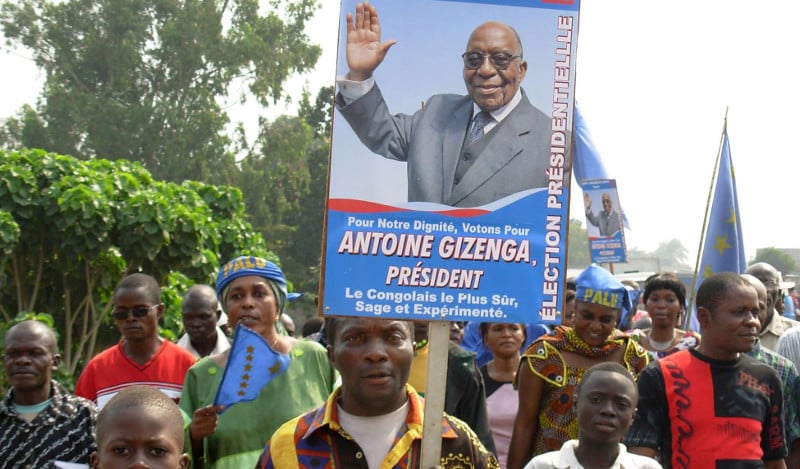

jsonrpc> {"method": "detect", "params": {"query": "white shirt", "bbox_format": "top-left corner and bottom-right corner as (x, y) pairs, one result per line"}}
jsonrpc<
(338, 401), (409, 469)
(524, 440), (662, 469)
(176, 327), (230, 357)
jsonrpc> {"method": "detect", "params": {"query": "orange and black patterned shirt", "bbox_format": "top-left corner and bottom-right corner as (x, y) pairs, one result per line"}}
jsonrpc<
(257, 384), (499, 469)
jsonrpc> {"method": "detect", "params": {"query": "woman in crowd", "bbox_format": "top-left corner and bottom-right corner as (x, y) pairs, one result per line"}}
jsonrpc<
(562, 280), (577, 327)
(480, 322), (526, 468)
(180, 256), (337, 468)
(627, 272), (700, 360)
(506, 265), (649, 469)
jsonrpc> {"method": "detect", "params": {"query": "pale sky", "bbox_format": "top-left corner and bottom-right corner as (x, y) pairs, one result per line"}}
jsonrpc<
(3, 0), (798, 268)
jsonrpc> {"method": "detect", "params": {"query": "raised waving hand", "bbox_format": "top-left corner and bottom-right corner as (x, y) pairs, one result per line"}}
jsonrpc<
(345, 2), (397, 81)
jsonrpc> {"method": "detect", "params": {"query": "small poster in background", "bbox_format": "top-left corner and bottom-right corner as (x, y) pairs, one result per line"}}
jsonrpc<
(582, 179), (627, 264)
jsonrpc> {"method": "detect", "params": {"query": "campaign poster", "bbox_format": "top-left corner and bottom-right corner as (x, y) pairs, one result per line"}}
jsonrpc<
(321, 0), (581, 324)
(582, 179), (628, 264)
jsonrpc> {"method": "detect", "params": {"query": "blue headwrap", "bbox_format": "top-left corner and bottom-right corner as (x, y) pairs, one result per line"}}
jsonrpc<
(575, 264), (631, 312)
(215, 256), (288, 313)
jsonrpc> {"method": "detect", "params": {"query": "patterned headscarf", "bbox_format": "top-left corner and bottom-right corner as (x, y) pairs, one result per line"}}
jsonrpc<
(215, 256), (288, 314)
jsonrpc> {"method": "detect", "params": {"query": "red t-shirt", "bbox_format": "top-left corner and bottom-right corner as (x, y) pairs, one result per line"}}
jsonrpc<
(75, 340), (196, 409)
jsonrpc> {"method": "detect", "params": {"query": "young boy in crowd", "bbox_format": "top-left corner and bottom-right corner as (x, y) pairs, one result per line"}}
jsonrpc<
(91, 385), (189, 469)
(524, 362), (662, 468)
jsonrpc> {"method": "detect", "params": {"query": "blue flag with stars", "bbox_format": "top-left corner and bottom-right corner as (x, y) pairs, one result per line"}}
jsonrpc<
(698, 130), (746, 278)
(686, 129), (744, 332)
(213, 323), (290, 411)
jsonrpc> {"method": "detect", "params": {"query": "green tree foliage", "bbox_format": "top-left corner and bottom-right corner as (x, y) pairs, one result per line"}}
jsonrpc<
(283, 137), (328, 293)
(0, 0), (321, 184)
(567, 218), (591, 269)
(279, 86), (332, 292)
(238, 114), (313, 252)
(299, 86), (334, 140)
(0, 148), (272, 374)
(0, 0), (331, 297)
(753, 247), (798, 276)
(0, 210), (20, 259)
(231, 86), (332, 292)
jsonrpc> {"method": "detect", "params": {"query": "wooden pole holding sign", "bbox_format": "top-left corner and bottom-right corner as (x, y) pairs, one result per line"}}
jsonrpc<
(420, 321), (449, 468)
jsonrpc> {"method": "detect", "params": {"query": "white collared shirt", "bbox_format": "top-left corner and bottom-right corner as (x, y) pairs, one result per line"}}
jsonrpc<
(470, 88), (522, 134)
(176, 327), (230, 357)
(524, 440), (663, 469)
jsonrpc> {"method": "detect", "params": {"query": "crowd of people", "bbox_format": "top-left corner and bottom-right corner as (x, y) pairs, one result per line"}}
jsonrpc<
(4, 257), (800, 468)
(3, 3), (800, 465)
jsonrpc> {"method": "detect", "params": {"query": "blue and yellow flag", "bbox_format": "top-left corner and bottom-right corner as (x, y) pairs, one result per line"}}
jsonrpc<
(213, 324), (290, 411)
(699, 129), (745, 277)
(687, 129), (745, 331)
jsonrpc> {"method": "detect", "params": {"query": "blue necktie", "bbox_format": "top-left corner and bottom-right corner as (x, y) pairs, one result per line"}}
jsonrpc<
(469, 111), (492, 143)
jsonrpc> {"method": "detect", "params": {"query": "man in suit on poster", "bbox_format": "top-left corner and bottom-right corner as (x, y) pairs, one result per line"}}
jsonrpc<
(336, 2), (554, 207)
(584, 192), (622, 237)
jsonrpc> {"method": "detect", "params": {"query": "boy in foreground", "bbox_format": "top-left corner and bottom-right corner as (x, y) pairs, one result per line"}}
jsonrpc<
(524, 362), (661, 468)
(91, 385), (189, 469)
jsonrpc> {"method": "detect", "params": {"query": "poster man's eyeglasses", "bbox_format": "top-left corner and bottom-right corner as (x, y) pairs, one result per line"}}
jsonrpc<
(461, 52), (521, 70)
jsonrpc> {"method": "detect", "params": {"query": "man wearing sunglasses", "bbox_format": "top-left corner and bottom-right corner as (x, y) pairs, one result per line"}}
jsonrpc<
(336, 2), (552, 207)
(75, 273), (196, 409)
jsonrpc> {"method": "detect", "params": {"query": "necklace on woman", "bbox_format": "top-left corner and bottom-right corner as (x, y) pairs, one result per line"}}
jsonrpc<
(648, 329), (676, 351)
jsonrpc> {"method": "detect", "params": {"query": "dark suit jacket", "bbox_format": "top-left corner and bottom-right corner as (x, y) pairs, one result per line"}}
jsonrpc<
(337, 85), (553, 207)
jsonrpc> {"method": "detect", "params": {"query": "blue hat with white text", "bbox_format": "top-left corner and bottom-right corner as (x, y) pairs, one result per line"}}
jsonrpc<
(215, 256), (289, 314)
(574, 264), (630, 312)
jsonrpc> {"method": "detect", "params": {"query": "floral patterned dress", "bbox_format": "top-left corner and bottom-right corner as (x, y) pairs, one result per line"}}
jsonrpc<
(518, 326), (649, 454)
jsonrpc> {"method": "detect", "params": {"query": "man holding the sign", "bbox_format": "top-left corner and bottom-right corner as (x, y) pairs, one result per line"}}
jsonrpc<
(258, 317), (499, 468)
(336, 1), (552, 207)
